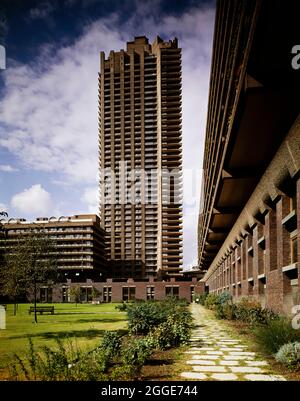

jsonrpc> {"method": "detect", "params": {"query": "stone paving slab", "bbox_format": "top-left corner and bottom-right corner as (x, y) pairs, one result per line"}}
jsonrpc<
(180, 304), (287, 382)
(192, 365), (227, 373)
(191, 355), (219, 360)
(223, 355), (254, 360)
(219, 360), (239, 366)
(181, 372), (208, 380)
(246, 361), (268, 367)
(230, 366), (264, 374)
(211, 373), (238, 381)
(187, 360), (216, 366)
(245, 374), (287, 381)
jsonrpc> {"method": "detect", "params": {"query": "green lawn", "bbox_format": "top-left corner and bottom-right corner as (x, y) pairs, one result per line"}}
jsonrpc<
(0, 303), (128, 378)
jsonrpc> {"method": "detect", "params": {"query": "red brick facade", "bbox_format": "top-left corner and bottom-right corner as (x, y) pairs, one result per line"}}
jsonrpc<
(46, 277), (204, 303)
(205, 179), (300, 315)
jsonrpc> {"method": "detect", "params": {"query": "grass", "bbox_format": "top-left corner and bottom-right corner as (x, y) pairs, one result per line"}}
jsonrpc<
(0, 303), (127, 379)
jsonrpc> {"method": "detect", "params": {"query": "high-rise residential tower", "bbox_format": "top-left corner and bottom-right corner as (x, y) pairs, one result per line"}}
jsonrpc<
(99, 36), (183, 279)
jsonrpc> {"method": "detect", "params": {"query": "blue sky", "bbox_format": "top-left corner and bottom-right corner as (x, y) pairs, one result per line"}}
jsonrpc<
(0, 0), (215, 268)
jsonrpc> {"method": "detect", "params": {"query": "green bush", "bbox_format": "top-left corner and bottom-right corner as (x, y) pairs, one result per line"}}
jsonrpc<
(99, 331), (122, 370)
(193, 293), (207, 305)
(204, 293), (219, 309)
(218, 291), (232, 305)
(222, 303), (236, 320)
(126, 299), (189, 335)
(275, 342), (300, 371)
(115, 302), (128, 312)
(100, 331), (122, 356)
(121, 338), (153, 372)
(234, 298), (262, 323)
(10, 338), (109, 381)
(110, 364), (135, 381)
(215, 303), (226, 319)
(149, 312), (192, 350)
(253, 317), (300, 354)
(233, 298), (278, 325)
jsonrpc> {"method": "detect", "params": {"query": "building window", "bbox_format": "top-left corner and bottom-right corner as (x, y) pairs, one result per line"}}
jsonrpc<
(190, 286), (195, 302)
(103, 286), (112, 302)
(40, 287), (52, 303)
(62, 287), (69, 303)
(122, 287), (136, 301)
(80, 287), (93, 303)
(146, 286), (155, 300)
(165, 286), (179, 299)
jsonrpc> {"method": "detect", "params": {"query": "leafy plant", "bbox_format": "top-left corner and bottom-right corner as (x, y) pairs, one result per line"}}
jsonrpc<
(218, 291), (232, 305)
(121, 337), (154, 378)
(10, 338), (109, 381)
(253, 317), (300, 354)
(204, 293), (219, 309)
(149, 312), (192, 350)
(193, 293), (207, 305)
(126, 299), (186, 335)
(99, 331), (122, 369)
(222, 302), (236, 320)
(69, 285), (81, 307)
(115, 302), (128, 312)
(275, 342), (300, 371)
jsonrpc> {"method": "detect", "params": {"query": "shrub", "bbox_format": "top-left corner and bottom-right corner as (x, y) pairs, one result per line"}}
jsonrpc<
(234, 298), (261, 323)
(275, 342), (300, 370)
(222, 303), (236, 320)
(115, 302), (127, 312)
(193, 293), (207, 305)
(121, 337), (154, 378)
(10, 338), (109, 381)
(215, 303), (226, 319)
(149, 312), (192, 350)
(218, 291), (232, 305)
(110, 364), (135, 381)
(126, 299), (189, 335)
(233, 298), (278, 325)
(99, 331), (122, 370)
(204, 293), (219, 309)
(253, 317), (300, 354)
(100, 331), (122, 357)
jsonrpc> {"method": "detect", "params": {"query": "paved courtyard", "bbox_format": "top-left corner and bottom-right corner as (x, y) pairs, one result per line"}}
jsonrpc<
(180, 304), (287, 381)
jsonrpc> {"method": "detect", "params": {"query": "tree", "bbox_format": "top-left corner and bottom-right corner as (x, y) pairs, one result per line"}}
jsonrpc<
(92, 286), (102, 303)
(24, 231), (58, 323)
(0, 238), (27, 315)
(0, 229), (58, 323)
(0, 211), (8, 233)
(69, 285), (81, 307)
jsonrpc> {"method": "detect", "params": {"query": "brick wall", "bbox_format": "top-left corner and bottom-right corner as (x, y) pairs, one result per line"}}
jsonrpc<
(205, 178), (299, 315)
(47, 277), (204, 303)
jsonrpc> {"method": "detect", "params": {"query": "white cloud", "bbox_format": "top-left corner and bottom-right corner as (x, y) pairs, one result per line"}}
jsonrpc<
(0, 203), (8, 213)
(11, 184), (53, 216)
(0, 164), (18, 172)
(0, 18), (123, 184)
(81, 186), (99, 214)
(0, 2), (215, 267)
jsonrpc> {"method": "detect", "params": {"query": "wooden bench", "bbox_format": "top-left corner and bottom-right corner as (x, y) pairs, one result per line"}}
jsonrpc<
(29, 306), (55, 315)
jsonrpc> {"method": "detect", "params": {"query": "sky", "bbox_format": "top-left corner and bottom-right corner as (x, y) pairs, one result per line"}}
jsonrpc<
(0, 0), (215, 269)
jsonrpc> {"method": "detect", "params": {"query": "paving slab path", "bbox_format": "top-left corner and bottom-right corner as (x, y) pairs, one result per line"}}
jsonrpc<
(181, 304), (287, 381)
